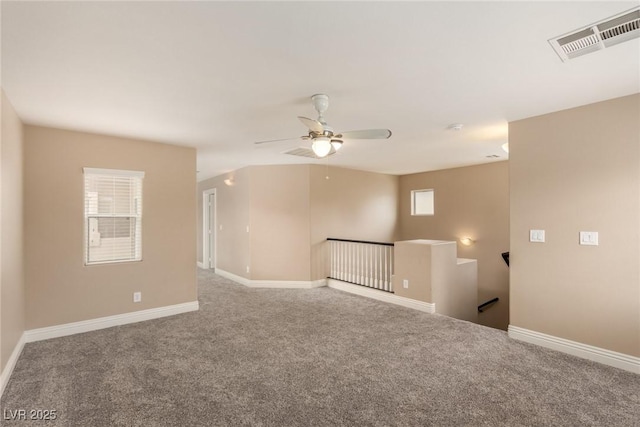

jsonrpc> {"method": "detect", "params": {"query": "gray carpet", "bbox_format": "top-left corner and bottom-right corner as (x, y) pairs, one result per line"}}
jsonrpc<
(1, 269), (638, 426)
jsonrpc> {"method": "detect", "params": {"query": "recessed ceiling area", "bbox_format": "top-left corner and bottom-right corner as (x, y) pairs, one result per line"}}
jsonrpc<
(2, 1), (639, 180)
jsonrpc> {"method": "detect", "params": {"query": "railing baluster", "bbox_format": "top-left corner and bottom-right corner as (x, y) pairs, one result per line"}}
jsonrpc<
(365, 245), (370, 288)
(384, 246), (389, 291)
(378, 247), (384, 289)
(352, 242), (356, 284)
(345, 242), (349, 282)
(381, 245), (385, 290)
(349, 243), (354, 283)
(335, 241), (339, 280)
(338, 241), (342, 281)
(356, 243), (360, 285)
(363, 244), (367, 287)
(360, 244), (364, 285)
(379, 245), (384, 290)
(340, 242), (343, 281)
(341, 242), (345, 282)
(338, 241), (343, 282)
(381, 245), (385, 291)
(342, 241), (346, 282)
(383, 246), (387, 290)
(360, 244), (364, 286)
(330, 240), (334, 279)
(387, 246), (392, 291)
(380, 246), (385, 291)
(352, 243), (356, 284)
(336, 242), (344, 280)
(383, 246), (387, 291)
(372, 245), (377, 289)
(339, 242), (342, 281)
(344, 242), (349, 282)
(376, 245), (381, 290)
(389, 248), (395, 292)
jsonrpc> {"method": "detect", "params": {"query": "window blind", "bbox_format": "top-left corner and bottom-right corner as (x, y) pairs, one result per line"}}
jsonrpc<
(83, 168), (144, 265)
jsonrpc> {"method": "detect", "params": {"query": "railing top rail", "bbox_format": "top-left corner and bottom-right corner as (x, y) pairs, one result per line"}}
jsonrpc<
(327, 238), (395, 247)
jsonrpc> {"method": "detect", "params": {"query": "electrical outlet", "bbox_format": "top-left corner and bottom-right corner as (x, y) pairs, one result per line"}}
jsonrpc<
(403, 279), (409, 289)
(133, 292), (142, 303)
(246, 266), (250, 273)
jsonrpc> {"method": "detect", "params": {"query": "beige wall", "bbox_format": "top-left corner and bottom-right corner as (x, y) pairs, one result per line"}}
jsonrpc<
(309, 165), (400, 280)
(198, 165), (310, 282)
(24, 126), (197, 329)
(399, 162), (509, 330)
(1, 91), (25, 375)
(198, 164), (400, 282)
(392, 240), (439, 303)
(250, 165), (311, 281)
(393, 240), (478, 323)
(197, 168), (251, 278)
(309, 165), (399, 241)
(510, 94), (640, 357)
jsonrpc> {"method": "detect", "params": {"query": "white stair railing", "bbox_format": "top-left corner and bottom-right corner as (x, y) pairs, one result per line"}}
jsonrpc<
(328, 238), (394, 292)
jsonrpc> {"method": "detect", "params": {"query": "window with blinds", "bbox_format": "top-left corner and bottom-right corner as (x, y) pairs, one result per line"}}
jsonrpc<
(83, 168), (144, 265)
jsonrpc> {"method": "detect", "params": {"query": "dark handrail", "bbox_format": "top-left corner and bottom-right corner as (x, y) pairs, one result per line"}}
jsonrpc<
(327, 238), (394, 247)
(478, 297), (499, 313)
(501, 252), (510, 266)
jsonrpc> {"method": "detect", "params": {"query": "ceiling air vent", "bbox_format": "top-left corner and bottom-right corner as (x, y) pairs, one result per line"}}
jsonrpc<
(283, 146), (337, 159)
(549, 7), (639, 61)
(284, 147), (323, 159)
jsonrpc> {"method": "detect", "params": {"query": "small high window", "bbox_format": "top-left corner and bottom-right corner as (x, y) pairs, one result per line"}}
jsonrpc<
(411, 189), (434, 216)
(83, 168), (144, 265)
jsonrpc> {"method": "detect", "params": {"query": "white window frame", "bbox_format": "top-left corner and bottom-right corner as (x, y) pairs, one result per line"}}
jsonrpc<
(411, 189), (435, 216)
(83, 167), (145, 265)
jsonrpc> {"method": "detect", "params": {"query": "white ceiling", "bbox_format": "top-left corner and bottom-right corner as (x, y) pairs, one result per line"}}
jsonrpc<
(2, 1), (639, 180)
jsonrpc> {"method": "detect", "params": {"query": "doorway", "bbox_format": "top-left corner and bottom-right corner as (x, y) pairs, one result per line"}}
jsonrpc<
(203, 189), (216, 270)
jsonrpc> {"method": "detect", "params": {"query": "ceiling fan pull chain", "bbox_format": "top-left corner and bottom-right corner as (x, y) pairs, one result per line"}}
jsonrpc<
(325, 155), (330, 180)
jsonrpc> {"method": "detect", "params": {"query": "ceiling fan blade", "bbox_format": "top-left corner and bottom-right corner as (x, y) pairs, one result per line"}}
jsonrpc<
(298, 116), (324, 133)
(337, 129), (392, 140)
(254, 137), (300, 145)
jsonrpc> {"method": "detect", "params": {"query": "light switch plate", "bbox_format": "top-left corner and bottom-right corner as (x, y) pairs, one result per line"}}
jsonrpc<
(580, 231), (598, 246)
(530, 229), (545, 243)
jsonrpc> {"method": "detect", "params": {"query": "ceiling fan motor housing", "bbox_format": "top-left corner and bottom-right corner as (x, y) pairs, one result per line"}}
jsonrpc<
(311, 94), (330, 120)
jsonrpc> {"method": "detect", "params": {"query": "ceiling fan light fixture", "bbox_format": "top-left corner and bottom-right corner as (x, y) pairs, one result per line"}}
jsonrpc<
(312, 137), (332, 158)
(331, 140), (343, 151)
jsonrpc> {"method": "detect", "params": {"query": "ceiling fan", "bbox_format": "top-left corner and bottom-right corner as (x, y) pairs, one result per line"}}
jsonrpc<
(254, 94), (392, 158)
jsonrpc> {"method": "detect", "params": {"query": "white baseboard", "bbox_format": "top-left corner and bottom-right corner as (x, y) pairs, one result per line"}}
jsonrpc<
(508, 325), (640, 374)
(0, 332), (26, 398)
(215, 269), (249, 285)
(216, 268), (326, 289)
(197, 261), (205, 269)
(24, 301), (200, 343)
(327, 279), (436, 314)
